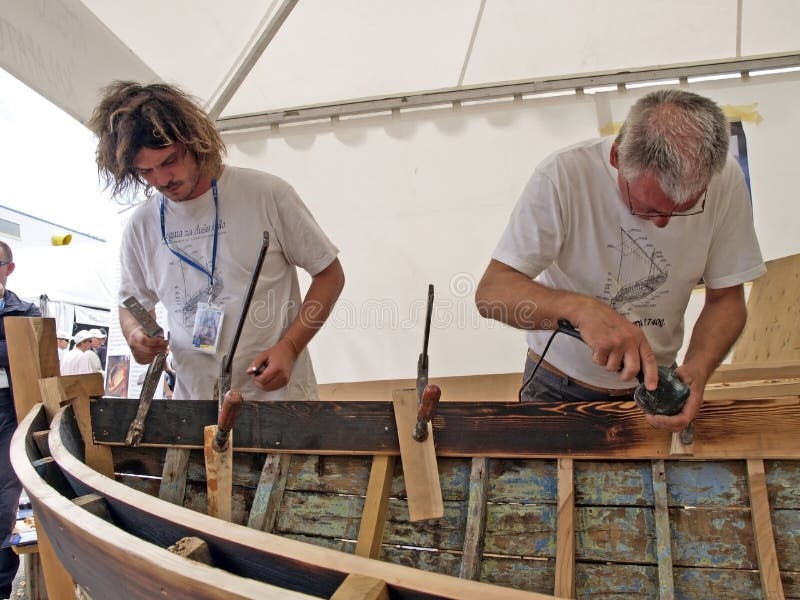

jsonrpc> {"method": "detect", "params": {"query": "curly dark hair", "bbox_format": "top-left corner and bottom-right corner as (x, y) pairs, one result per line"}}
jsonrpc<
(88, 81), (226, 201)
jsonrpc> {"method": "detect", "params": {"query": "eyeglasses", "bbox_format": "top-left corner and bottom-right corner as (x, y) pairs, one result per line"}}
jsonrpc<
(0, 260), (11, 267)
(626, 180), (707, 218)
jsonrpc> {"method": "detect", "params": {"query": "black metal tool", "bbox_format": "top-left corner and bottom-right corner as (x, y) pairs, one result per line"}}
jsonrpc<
(217, 231), (270, 408)
(413, 284), (439, 442)
(122, 296), (167, 446)
(528, 318), (690, 416)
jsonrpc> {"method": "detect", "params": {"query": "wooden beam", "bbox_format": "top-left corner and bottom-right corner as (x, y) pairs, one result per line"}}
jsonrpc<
(392, 390), (443, 521)
(355, 455), (394, 558)
(460, 457), (489, 580)
(39, 375), (113, 477)
(708, 360), (800, 384)
(6, 317), (59, 421)
(330, 574), (389, 600)
(554, 458), (575, 599)
(159, 447), (191, 505)
(6, 317), (74, 600)
(247, 453), (290, 532)
(746, 459), (785, 600)
(651, 460), (675, 599)
(91, 396), (800, 459)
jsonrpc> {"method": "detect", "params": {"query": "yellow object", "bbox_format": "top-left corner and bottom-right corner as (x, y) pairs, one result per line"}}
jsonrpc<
(51, 234), (72, 246)
(723, 103), (763, 124)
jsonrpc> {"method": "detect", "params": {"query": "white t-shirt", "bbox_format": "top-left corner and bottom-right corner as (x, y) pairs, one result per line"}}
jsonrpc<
(119, 166), (339, 401)
(60, 348), (94, 376)
(493, 137), (766, 389)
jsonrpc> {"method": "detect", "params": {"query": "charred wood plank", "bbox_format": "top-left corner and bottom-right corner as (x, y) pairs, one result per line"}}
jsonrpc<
(90, 396), (800, 459)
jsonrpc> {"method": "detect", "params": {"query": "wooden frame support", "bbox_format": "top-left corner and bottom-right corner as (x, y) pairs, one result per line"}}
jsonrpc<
(651, 460), (676, 599)
(355, 455), (395, 558)
(248, 453), (291, 532)
(392, 389), (443, 521)
(6, 317), (76, 600)
(460, 457), (489, 580)
(554, 458), (575, 599)
(39, 374), (112, 477)
(159, 447), (191, 505)
(746, 459), (785, 600)
(330, 573), (390, 600)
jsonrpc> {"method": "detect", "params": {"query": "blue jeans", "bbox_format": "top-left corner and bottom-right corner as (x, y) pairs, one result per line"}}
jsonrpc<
(0, 390), (20, 597)
(520, 354), (635, 403)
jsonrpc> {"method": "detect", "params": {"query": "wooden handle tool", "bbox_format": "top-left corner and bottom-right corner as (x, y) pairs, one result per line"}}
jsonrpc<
(412, 384), (441, 442)
(212, 390), (243, 452)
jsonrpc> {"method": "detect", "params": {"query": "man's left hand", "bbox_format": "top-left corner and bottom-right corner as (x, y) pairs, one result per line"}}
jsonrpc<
(644, 363), (707, 432)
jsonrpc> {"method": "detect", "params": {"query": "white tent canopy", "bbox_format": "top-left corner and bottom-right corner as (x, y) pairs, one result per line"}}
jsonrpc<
(2, 1), (798, 384)
(11, 244), (113, 335)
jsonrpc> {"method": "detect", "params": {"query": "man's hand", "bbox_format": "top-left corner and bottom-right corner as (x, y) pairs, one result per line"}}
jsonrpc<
(247, 339), (298, 391)
(644, 363), (706, 432)
(126, 326), (168, 364)
(573, 300), (659, 389)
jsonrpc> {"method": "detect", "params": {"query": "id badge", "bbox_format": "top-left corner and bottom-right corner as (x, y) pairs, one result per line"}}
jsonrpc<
(192, 303), (224, 353)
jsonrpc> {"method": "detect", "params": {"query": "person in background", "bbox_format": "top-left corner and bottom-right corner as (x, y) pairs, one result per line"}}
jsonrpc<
(60, 330), (96, 375)
(475, 89), (765, 432)
(88, 81), (344, 401)
(0, 240), (41, 599)
(88, 328), (107, 368)
(87, 328), (108, 371)
(56, 330), (71, 362)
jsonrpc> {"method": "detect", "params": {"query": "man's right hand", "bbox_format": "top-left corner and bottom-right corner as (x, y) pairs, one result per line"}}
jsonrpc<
(572, 299), (659, 389)
(127, 326), (168, 364)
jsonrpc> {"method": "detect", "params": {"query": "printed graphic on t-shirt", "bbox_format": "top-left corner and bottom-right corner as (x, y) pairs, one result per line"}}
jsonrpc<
(601, 227), (671, 314)
(163, 219), (228, 328)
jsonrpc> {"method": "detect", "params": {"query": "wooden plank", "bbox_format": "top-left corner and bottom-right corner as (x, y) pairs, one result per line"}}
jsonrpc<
(459, 457), (488, 580)
(355, 455), (394, 558)
(248, 453), (290, 532)
(91, 396), (800, 459)
(5, 317), (59, 421)
(575, 563), (657, 598)
(733, 253), (800, 363)
(159, 447), (190, 505)
(392, 389), (443, 521)
(204, 426), (232, 521)
(703, 379), (800, 400)
(39, 375), (113, 477)
(319, 373), (522, 403)
(669, 506), (756, 568)
(708, 360), (800, 384)
(554, 458), (575, 599)
(6, 317), (76, 600)
(746, 459), (785, 600)
(330, 574), (389, 600)
(651, 460), (675, 600)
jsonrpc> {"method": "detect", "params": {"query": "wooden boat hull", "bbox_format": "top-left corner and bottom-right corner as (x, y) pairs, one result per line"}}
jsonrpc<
(12, 402), (554, 600)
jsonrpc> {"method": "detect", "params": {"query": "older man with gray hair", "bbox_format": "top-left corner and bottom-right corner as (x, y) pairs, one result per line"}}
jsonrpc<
(476, 88), (765, 433)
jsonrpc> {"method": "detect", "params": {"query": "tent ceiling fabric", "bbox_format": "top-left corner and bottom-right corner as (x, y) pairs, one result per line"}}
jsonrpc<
(3, 0), (799, 128)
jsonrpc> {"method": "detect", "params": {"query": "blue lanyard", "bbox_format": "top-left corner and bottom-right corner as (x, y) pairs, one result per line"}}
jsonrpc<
(160, 179), (219, 299)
